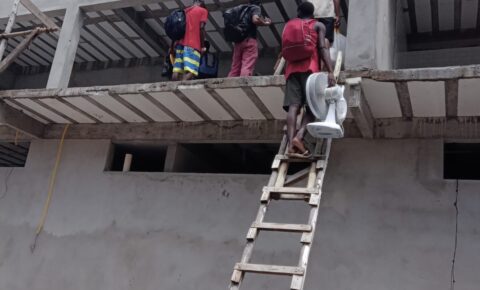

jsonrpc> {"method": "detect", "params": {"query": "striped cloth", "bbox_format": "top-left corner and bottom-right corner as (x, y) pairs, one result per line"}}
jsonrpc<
(173, 45), (201, 76)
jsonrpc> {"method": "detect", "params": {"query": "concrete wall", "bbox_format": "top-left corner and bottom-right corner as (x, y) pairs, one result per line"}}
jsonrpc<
(0, 70), (16, 90)
(0, 138), (479, 290)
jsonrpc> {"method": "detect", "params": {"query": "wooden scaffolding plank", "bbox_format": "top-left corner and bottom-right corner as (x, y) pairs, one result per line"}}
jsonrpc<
(0, 0), (21, 61)
(0, 28), (39, 74)
(0, 27), (51, 39)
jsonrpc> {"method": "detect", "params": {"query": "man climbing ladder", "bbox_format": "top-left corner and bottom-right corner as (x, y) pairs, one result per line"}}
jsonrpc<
(227, 4), (344, 288)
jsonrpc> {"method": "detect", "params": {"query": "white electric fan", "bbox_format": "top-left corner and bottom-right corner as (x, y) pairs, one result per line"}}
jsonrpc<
(305, 59), (347, 139)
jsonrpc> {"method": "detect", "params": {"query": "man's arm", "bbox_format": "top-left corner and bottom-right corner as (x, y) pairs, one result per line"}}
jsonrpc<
(252, 14), (272, 26)
(251, 6), (271, 27)
(333, 0), (341, 27)
(200, 22), (206, 52)
(315, 22), (335, 86)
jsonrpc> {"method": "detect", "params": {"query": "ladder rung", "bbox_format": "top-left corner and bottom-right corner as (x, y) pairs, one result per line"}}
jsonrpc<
(274, 154), (320, 163)
(274, 193), (309, 201)
(264, 186), (318, 195)
(251, 222), (312, 233)
(234, 263), (305, 276)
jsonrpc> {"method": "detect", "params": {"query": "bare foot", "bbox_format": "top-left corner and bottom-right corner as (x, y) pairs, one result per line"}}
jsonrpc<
(291, 137), (307, 154)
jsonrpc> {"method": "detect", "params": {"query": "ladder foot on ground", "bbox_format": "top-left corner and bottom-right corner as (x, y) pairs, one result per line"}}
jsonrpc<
(228, 135), (332, 290)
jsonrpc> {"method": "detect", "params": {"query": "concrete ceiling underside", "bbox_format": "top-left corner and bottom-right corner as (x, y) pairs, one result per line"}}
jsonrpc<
(0, 0), (350, 75)
(1, 65), (480, 140)
(405, 0), (480, 50)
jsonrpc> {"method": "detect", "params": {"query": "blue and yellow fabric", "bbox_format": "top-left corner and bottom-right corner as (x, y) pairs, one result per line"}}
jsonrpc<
(173, 45), (201, 76)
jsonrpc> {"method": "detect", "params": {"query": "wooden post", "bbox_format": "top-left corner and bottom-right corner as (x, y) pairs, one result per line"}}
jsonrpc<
(122, 153), (132, 172)
(0, 0), (21, 61)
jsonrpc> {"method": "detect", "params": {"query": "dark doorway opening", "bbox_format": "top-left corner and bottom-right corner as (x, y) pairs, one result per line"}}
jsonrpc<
(444, 143), (480, 180)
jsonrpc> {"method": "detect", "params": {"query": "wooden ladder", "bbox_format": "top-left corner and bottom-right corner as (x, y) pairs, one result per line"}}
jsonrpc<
(228, 136), (332, 290)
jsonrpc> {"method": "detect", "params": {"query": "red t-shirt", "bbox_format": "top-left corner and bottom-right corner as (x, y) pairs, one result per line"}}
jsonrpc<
(285, 20), (320, 80)
(180, 6), (208, 52)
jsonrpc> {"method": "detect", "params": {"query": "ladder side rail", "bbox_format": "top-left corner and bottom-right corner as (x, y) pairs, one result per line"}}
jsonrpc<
(230, 134), (289, 289)
(291, 139), (332, 290)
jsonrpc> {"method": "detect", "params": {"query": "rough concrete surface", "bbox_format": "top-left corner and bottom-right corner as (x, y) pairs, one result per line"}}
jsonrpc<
(0, 139), (479, 290)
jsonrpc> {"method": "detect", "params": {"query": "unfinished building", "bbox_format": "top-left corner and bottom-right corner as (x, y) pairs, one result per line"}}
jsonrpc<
(0, 0), (480, 289)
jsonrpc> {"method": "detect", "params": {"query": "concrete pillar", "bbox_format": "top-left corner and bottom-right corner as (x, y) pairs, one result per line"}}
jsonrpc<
(345, 0), (397, 70)
(164, 144), (199, 173)
(164, 144), (182, 172)
(46, 1), (84, 89)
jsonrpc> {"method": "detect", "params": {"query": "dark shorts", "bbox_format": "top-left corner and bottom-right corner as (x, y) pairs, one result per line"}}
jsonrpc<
(317, 17), (335, 44)
(283, 72), (310, 112)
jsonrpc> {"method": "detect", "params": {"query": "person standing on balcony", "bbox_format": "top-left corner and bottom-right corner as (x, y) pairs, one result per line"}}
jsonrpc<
(228, 0), (272, 77)
(307, 0), (340, 47)
(172, 0), (208, 81)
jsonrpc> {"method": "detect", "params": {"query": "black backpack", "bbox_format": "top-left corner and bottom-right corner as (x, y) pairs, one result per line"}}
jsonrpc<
(223, 5), (254, 43)
(165, 9), (186, 41)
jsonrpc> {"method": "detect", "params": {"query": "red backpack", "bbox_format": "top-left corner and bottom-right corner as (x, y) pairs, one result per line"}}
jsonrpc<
(282, 18), (316, 62)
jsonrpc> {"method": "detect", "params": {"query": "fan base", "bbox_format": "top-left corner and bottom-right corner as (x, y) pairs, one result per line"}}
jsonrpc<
(307, 122), (344, 139)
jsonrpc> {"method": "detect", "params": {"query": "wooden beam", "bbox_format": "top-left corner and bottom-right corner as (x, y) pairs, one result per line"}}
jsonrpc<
(0, 28), (39, 74)
(284, 167), (310, 186)
(19, 0), (59, 30)
(0, 101), (45, 138)
(0, 27), (53, 39)
(394, 82), (413, 118)
(346, 78), (374, 138)
(445, 79), (459, 118)
(0, 0), (21, 61)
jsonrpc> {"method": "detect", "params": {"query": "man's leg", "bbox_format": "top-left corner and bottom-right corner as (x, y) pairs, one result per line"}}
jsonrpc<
(287, 104), (301, 154)
(291, 73), (312, 155)
(183, 72), (195, 81)
(183, 46), (201, 81)
(240, 38), (259, 76)
(172, 45), (185, 81)
(295, 108), (315, 142)
(228, 42), (243, 77)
